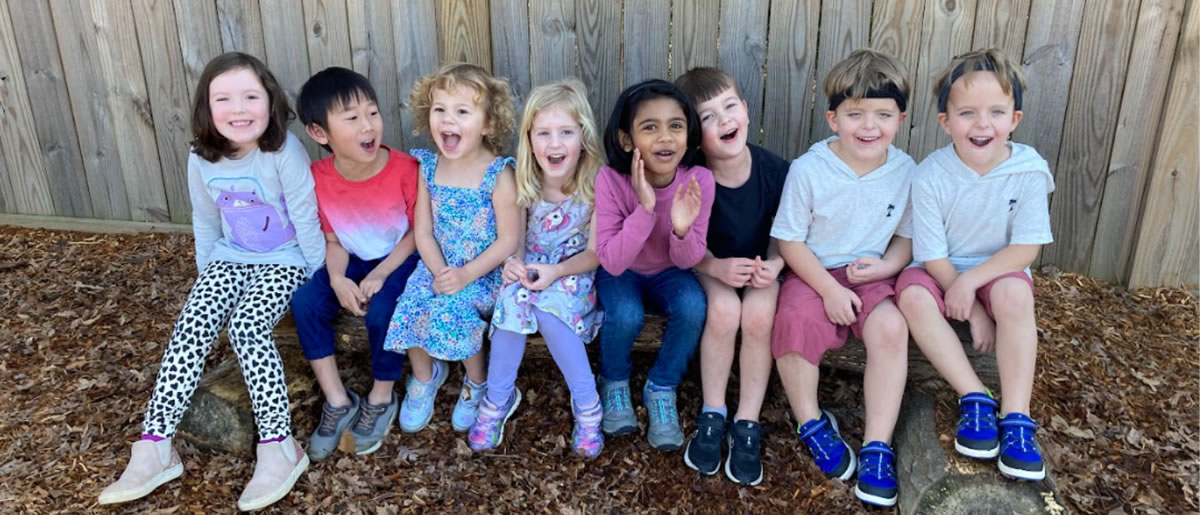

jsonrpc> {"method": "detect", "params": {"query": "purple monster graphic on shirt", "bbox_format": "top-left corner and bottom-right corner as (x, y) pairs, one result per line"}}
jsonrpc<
(214, 189), (296, 252)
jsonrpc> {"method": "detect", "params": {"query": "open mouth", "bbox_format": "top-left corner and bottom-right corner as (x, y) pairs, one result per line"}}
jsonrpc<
(651, 150), (677, 161)
(856, 135), (880, 144)
(719, 128), (738, 142)
(230, 120), (253, 128)
(360, 139), (377, 152)
(969, 136), (993, 147)
(440, 131), (462, 151)
(546, 154), (566, 165)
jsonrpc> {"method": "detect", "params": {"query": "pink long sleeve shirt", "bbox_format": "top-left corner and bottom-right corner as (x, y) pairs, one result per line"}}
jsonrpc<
(594, 165), (716, 276)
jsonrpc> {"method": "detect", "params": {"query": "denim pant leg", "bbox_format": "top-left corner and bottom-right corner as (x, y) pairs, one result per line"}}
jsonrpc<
(291, 265), (344, 361)
(595, 268), (646, 382)
(642, 268), (706, 387)
(364, 253), (420, 381)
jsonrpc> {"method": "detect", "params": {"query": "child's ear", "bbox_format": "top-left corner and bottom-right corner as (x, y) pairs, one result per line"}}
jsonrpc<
(825, 110), (839, 134)
(618, 131), (633, 152)
(936, 112), (951, 136)
(1010, 110), (1024, 131)
(305, 123), (330, 145)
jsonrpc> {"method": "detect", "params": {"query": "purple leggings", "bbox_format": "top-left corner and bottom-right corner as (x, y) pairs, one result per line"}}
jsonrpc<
(487, 309), (598, 408)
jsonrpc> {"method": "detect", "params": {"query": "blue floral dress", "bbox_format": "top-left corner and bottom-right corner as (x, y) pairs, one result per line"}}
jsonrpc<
(385, 149), (514, 361)
(490, 194), (602, 341)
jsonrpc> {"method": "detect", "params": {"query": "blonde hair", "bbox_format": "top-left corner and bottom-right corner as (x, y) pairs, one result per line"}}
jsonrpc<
(407, 63), (516, 155)
(823, 49), (911, 108)
(514, 79), (602, 207)
(933, 48), (1027, 113)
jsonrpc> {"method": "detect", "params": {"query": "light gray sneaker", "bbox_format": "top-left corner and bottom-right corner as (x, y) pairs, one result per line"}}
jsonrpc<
(642, 381), (684, 451)
(598, 377), (638, 436)
(351, 390), (399, 455)
(307, 390), (360, 462)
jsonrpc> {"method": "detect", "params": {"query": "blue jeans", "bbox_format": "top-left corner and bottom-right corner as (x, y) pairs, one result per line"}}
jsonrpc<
(292, 253), (420, 381)
(596, 267), (706, 387)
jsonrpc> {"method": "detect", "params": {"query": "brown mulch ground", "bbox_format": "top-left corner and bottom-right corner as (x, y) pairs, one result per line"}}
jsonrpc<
(0, 226), (1195, 514)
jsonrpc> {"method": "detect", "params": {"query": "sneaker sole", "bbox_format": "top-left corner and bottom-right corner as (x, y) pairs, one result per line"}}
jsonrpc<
(236, 454), (309, 512)
(998, 460), (1046, 481)
(492, 390), (523, 448)
(724, 455), (763, 486)
(821, 410), (858, 481)
(97, 462), (184, 505)
(955, 441), (1000, 459)
(682, 437), (720, 475)
(854, 485), (898, 507)
(650, 441), (682, 452)
(601, 421), (637, 437)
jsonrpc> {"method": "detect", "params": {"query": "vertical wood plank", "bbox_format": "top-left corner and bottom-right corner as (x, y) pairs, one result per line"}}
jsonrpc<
(131, 0), (195, 223)
(259, 0), (319, 158)
(216, 0), (267, 58)
(0, 0), (54, 215)
(490, 0), (531, 104)
(1013, 0), (1084, 173)
(671, 0), (720, 79)
(8, 0), (93, 217)
(576, 0), (621, 128)
(810, 0), (872, 143)
(1090, 0), (1185, 281)
(762, 0), (820, 159)
(172, 0), (224, 103)
(347, 1), (405, 150)
(623, 0), (670, 85)
(907, 0), (977, 162)
(436, 0), (491, 70)
(972, 0), (1033, 56)
(870, 0), (926, 151)
(718, 0), (770, 144)
(529, 0), (578, 85)
(302, 0), (352, 74)
(392, 0), (439, 150)
(49, 0), (131, 219)
(1042, 0), (1141, 272)
(0, 137), (11, 213)
(1129, 0), (1197, 288)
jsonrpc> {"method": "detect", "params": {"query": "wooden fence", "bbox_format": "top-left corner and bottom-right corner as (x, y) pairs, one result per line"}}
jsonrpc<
(0, 0), (1194, 288)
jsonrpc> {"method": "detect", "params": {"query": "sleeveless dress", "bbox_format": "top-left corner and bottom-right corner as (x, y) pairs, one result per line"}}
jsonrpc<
(489, 194), (602, 341)
(385, 149), (514, 361)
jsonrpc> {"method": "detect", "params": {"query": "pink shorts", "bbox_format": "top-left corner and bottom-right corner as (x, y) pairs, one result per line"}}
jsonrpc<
(894, 267), (1034, 320)
(771, 266), (897, 363)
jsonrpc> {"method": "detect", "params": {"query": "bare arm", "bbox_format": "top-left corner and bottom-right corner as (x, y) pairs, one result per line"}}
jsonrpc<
(955, 244), (1039, 290)
(779, 240), (839, 296)
(462, 166), (522, 281)
(413, 173), (447, 274)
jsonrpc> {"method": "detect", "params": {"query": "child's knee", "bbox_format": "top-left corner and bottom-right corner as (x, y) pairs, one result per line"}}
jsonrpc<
(604, 302), (645, 335)
(988, 278), (1034, 320)
(739, 302), (774, 342)
(897, 284), (937, 314)
(705, 294), (742, 337)
(864, 309), (908, 354)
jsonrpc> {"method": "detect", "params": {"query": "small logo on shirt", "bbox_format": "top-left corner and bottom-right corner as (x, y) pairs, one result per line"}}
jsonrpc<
(886, 204), (895, 217)
(1009, 199), (1017, 212)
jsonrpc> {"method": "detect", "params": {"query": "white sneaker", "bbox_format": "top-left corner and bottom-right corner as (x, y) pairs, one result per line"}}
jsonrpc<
(236, 435), (309, 511)
(98, 438), (183, 505)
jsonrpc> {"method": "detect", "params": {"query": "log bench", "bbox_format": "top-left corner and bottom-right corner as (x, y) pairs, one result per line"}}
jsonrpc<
(177, 315), (1063, 513)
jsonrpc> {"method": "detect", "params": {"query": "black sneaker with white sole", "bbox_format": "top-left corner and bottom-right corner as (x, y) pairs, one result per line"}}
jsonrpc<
(725, 419), (764, 486)
(683, 412), (726, 475)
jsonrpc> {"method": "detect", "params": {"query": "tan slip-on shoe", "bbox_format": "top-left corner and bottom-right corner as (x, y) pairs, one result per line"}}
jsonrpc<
(98, 438), (183, 505)
(236, 435), (308, 511)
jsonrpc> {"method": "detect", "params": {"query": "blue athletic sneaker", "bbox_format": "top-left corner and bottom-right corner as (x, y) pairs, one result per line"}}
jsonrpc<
(956, 392), (1000, 459)
(997, 413), (1046, 481)
(797, 410), (856, 480)
(451, 378), (486, 432)
(855, 441), (898, 507)
(399, 359), (448, 432)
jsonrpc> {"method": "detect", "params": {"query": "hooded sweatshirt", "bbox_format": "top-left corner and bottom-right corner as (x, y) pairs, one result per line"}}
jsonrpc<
(770, 137), (917, 269)
(910, 142), (1055, 274)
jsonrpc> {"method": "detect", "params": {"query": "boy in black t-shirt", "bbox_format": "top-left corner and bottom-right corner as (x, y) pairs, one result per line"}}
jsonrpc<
(674, 68), (789, 486)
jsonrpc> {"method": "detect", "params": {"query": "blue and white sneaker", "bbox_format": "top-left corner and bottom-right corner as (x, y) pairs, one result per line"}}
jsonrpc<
(451, 378), (487, 432)
(399, 359), (448, 432)
(956, 392), (1000, 459)
(997, 413), (1046, 480)
(797, 410), (856, 480)
(855, 441), (898, 507)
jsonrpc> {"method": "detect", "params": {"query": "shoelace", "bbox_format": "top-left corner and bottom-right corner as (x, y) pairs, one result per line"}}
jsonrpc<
(317, 404), (351, 436)
(999, 416), (1039, 452)
(648, 396), (676, 426)
(355, 402), (386, 433)
(959, 394), (998, 432)
(859, 445), (895, 480)
(799, 419), (838, 460)
(603, 387), (630, 412)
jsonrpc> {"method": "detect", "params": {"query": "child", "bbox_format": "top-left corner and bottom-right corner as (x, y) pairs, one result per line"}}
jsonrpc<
(383, 63), (520, 434)
(770, 49), (916, 507)
(896, 48), (1053, 482)
(674, 67), (788, 485)
(289, 67), (421, 461)
(594, 79), (714, 452)
(99, 52), (324, 511)
(468, 79), (605, 457)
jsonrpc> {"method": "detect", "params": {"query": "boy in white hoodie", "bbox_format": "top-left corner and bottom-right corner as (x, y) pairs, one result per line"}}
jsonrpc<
(895, 48), (1054, 482)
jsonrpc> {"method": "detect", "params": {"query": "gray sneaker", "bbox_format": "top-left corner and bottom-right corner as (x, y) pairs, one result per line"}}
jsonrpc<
(351, 390), (399, 455)
(598, 377), (638, 436)
(307, 390), (360, 462)
(642, 381), (683, 451)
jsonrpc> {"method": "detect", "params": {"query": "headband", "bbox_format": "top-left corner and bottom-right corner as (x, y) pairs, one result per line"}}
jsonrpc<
(936, 58), (1024, 113)
(828, 83), (908, 114)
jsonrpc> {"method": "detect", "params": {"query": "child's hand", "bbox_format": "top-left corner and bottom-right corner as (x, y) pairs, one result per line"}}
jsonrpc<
(749, 256), (783, 288)
(822, 285), (862, 326)
(943, 279), (977, 321)
(434, 267), (470, 296)
(670, 176), (703, 238)
(967, 302), (996, 353)
(520, 263), (560, 291)
(502, 257), (527, 285)
(711, 257), (755, 288)
(846, 257), (887, 284)
(359, 272), (386, 301)
(631, 149), (656, 211)
(331, 275), (367, 317)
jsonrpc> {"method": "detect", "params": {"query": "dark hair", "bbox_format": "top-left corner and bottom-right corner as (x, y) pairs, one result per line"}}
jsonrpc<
(297, 67), (379, 153)
(674, 67), (742, 106)
(603, 79), (702, 175)
(190, 52), (293, 162)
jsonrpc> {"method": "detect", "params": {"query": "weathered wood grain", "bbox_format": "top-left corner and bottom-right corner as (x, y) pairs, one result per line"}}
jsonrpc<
(717, 0), (770, 144)
(869, 0), (926, 152)
(761, 0), (820, 159)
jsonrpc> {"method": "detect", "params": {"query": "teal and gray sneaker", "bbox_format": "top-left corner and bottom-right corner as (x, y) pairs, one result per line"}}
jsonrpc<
(642, 381), (683, 451)
(598, 377), (637, 436)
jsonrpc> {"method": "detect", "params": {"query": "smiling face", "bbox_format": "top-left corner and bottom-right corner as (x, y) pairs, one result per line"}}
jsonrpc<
(938, 71), (1024, 174)
(529, 106), (583, 190)
(208, 67), (270, 156)
(430, 84), (490, 160)
(826, 97), (905, 173)
(317, 93), (384, 165)
(694, 87), (749, 161)
(621, 96), (689, 179)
